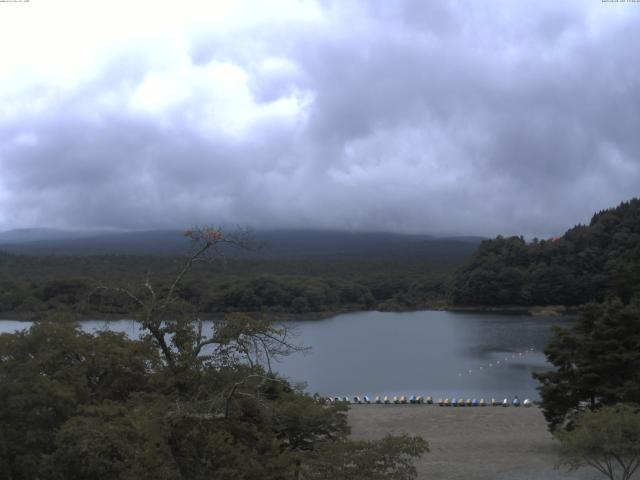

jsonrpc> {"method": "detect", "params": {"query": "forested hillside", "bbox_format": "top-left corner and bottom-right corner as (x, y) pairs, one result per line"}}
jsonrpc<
(452, 199), (640, 306)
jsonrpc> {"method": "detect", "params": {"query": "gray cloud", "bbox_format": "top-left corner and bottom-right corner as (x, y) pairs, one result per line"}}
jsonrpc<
(1, 0), (639, 237)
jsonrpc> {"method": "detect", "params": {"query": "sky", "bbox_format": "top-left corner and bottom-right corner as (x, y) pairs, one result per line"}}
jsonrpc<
(0, 0), (639, 237)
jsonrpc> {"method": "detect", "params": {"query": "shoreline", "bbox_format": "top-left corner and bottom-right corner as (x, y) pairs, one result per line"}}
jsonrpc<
(0, 304), (578, 322)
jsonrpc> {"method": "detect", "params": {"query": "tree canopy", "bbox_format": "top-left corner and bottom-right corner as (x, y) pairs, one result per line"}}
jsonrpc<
(535, 297), (640, 430)
(0, 227), (428, 479)
(555, 403), (640, 480)
(452, 198), (640, 307)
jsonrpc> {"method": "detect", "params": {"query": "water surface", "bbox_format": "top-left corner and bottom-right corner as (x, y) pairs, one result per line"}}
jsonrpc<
(0, 310), (570, 400)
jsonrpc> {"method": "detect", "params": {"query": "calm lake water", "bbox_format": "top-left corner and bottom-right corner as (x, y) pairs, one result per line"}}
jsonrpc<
(0, 310), (570, 400)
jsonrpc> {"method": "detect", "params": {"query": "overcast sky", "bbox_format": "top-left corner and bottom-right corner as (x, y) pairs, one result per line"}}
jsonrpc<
(0, 0), (639, 237)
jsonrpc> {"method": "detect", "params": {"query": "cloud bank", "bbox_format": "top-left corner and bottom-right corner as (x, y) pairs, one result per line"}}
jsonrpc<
(1, 0), (639, 237)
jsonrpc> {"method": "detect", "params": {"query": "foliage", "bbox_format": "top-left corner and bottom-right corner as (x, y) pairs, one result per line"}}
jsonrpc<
(0, 251), (455, 319)
(555, 403), (640, 480)
(304, 435), (429, 480)
(452, 198), (640, 306)
(534, 297), (640, 430)
(0, 227), (427, 479)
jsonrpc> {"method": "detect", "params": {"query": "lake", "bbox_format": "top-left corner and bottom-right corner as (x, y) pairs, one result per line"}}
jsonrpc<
(0, 310), (570, 400)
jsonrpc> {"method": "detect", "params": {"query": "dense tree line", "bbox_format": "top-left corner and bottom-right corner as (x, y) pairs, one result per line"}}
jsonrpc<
(452, 199), (640, 306)
(0, 253), (453, 319)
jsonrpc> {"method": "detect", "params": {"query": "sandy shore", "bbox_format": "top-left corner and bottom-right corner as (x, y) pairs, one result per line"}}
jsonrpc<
(348, 405), (600, 480)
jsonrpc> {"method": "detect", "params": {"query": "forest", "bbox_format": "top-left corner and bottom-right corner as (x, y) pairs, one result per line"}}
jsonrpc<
(452, 198), (640, 307)
(2, 199), (640, 320)
(0, 254), (454, 320)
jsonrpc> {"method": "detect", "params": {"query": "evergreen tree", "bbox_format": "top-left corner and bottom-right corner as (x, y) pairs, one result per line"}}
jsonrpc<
(535, 297), (640, 430)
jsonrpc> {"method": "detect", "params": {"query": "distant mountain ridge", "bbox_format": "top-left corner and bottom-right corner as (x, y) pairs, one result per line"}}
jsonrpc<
(0, 228), (118, 244)
(0, 228), (484, 261)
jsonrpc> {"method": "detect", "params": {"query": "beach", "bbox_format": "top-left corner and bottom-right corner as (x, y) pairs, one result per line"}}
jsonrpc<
(348, 405), (600, 480)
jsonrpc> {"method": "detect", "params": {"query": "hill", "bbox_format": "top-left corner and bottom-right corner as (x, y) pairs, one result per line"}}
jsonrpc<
(0, 229), (482, 261)
(451, 198), (640, 306)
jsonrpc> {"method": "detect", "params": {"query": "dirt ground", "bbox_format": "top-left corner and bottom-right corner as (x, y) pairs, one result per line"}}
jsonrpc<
(348, 405), (602, 480)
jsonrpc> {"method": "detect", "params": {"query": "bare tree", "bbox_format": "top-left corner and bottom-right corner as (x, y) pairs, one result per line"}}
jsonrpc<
(94, 226), (305, 373)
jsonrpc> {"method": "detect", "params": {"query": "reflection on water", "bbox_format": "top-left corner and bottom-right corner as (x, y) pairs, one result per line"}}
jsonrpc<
(0, 310), (571, 400)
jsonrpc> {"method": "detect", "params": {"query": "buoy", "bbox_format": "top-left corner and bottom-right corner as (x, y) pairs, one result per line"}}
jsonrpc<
(363, 395), (370, 404)
(479, 398), (486, 407)
(502, 398), (509, 407)
(523, 399), (532, 407)
(375, 396), (382, 404)
(427, 396), (434, 405)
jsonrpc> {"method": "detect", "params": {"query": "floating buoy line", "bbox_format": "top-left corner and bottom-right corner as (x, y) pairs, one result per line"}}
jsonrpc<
(457, 346), (536, 378)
